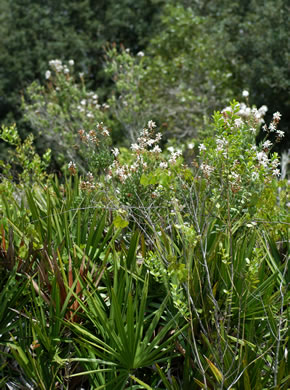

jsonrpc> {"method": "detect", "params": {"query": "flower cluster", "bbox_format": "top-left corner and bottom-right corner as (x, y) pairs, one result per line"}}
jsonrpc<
(256, 150), (280, 177)
(77, 92), (110, 117)
(195, 100), (284, 221)
(222, 101), (268, 129)
(229, 171), (241, 193)
(68, 161), (77, 175)
(216, 137), (228, 157)
(198, 143), (206, 153)
(107, 121), (162, 183)
(78, 122), (110, 146)
(80, 172), (96, 191)
(168, 149), (182, 164)
(200, 163), (214, 178)
(262, 111), (284, 141)
(46, 59), (74, 78)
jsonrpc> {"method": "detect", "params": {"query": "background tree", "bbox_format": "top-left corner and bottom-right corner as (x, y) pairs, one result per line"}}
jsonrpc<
(0, 0), (164, 134)
(176, 0), (290, 150)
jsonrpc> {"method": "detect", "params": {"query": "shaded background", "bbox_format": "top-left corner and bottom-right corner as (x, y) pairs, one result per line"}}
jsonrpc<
(0, 0), (289, 160)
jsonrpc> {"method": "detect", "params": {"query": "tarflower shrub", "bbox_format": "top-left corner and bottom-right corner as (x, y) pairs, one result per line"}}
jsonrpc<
(180, 99), (287, 225)
(75, 97), (287, 235)
(105, 120), (182, 225)
(22, 59), (111, 172)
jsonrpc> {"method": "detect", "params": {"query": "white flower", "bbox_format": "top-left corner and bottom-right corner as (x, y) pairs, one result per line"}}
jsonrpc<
(249, 127), (256, 134)
(256, 151), (269, 167)
(45, 70), (51, 79)
(251, 171), (259, 180)
(87, 112), (94, 118)
(169, 150), (182, 164)
(256, 151), (267, 161)
(79, 72), (84, 78)
(200, 163), (214, 177)
(216, 137), (228, 152)
(234, 118), (244, 127)
(269, 123), (276, 132)
(258, 105), (268, 115)
(147, 120), (157, 129)
(167, 146), (175, 153)
(239, 105), (251, 117)
(80, 99), (86, 106)
(262, 140), (272, 149)
(146, 138), (156, 146)
(271, 159), (280, 168)
(151, 145), (162, 153)
(222, 106), (232, 114)
(63, 66), (69, 74)
(272, 169), (280, 177)
(68, 59), (74, 66)
(198, 143), (206, 152)
(68, 161), (76, 169)
(273, 111), (281, 121)
(242, 90), (249, 97)
(87, 172), (94, 181)
(160, 162), (168, 169)
(49, 59), (63, 72)
(102, 129), (110, 137)
(131, 143), (140, 152)
(111, 148), (119, 157)
(188, 143), (195, 149)
(230, 172), (240, 181)
(276, 130), (285, 138)
(251, 108), (262, 122)
(155, 133), (162, 142)
(137, 51), (144, 57)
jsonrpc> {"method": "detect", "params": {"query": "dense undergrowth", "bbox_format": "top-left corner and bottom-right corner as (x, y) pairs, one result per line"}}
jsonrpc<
(0, 60), (289, 389)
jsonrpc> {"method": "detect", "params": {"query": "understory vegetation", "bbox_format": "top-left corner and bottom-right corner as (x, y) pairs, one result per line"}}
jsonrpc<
(0, 93), (289, 389)
(0, 1), (289, 389)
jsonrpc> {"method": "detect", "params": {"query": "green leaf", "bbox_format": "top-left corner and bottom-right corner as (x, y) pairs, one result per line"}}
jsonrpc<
(205, 357), (223, 383)
(113, 215), (129, 229)
(140, 174), (150, 186)
(129, 375), (153, 390)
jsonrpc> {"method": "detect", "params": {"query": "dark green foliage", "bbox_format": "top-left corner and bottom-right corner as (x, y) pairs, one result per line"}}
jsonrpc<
(176, 0), (290, 150)
(0, 0), (164, 124)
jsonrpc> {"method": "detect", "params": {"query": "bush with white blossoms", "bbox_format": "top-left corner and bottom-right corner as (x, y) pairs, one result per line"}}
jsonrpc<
(105, 120), (183, 222)
(192, 100), (286, 221)
(71, 99), (287, 232)
(22, 59), (111, 171)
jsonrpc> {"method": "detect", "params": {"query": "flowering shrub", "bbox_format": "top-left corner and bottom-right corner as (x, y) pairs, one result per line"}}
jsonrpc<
(179, 99), (286, 224)
(105, 120), (181, 224)
(71, 97), (287, 237)
(22, 59), (111, 171)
